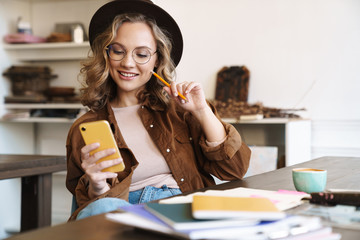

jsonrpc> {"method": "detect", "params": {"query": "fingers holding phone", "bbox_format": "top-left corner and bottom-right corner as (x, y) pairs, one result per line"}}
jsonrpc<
(79, 120), (125, 173)
(80, 143), (120, 196)
(80, 142), (121, 175)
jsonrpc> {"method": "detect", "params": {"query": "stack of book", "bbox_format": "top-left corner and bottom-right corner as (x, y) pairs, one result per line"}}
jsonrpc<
(106, 195), (341, 240)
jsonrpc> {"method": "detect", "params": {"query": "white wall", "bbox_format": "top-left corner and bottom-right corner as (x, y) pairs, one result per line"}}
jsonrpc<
(156, 0), (360, 118)
(155, 0), (360, 157)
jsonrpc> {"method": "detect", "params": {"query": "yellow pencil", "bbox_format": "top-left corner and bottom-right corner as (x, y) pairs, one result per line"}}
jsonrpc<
(151, 71), (187, 101)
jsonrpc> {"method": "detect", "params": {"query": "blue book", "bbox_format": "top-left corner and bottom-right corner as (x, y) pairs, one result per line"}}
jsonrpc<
(122, 203), (259, 231)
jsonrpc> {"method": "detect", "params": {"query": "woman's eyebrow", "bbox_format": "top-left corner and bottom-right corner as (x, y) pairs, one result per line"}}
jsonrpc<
(111, 42), (155, 50)
(109, 42), (124, 48)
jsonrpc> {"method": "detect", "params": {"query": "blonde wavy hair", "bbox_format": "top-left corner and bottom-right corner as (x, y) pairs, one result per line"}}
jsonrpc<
(79, 13), (176, 111)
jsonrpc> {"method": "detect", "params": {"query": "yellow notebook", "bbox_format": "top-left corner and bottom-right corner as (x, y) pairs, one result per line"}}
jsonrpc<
(192, 195), (286, 221)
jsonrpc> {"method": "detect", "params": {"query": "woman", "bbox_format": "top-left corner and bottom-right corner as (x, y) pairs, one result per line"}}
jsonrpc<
(66, 0), (251, 220)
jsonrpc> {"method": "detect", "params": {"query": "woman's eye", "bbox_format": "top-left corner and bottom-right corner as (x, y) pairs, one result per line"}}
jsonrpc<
(136, 53), (149, 58)
(135, 49), (150, 58)
(113, 49), (125, 55)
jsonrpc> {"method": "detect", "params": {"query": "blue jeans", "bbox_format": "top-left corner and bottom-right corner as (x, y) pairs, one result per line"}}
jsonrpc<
(76, 185), (181, 220)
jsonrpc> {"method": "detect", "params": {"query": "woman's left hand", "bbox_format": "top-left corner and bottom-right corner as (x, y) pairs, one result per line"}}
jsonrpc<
(165, 81), (227, 142)
(164, 81), (208, 113)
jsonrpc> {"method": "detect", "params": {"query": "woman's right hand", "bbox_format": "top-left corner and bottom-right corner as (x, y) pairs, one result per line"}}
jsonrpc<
(80, 142), (123, 198)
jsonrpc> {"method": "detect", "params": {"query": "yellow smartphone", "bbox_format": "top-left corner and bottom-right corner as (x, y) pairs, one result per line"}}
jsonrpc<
(79, 120), (125, 172)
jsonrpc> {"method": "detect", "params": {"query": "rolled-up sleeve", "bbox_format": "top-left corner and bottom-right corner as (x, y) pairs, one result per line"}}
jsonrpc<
(199, 123), (243, 161)
(199, 121), (251, 180)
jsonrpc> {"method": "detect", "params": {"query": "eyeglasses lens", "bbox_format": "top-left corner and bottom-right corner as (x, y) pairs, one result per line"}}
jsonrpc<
(107, 44), (152, 64)
(133, 48), (151, 64)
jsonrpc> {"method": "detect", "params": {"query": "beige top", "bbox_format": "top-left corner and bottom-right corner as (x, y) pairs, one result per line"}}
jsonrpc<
(112, 105), (179, 191)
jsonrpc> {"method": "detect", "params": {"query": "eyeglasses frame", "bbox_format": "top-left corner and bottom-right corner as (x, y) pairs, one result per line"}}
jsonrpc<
(105, 43), (157, 65)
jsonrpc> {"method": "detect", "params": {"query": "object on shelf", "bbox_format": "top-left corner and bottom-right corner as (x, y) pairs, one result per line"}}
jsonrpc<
(71, 24), (84, 43)
(1, 110), (30, 120)
(48, 95), (80, 103)
(213, 65), (306, 119)
(211, 99), (305, 119)
(17, 16), (32, 34)
(3, 16), (46, 44)
(47, 87), (75, 96)
(4, 95), (47, 103)
(239, 114), (264, 121)
(46, 87), (80, 103)
(215, 65), (250, 102)
(3, 65), (58, 103)
(46, 32), (71, 42)
(3, 33), (46, 44)
(46, 22), (87, 43)
(30, 109), (80, 119)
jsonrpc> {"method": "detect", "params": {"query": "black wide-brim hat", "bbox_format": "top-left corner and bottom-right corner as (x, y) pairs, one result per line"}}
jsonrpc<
(89, 0), (183, 66)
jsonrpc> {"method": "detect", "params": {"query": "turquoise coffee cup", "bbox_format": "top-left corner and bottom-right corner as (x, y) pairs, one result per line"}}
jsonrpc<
(292, 168), (327, 193)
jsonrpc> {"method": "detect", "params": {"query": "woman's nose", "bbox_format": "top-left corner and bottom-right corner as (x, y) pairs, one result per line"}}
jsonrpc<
(120, 53), (136, 67)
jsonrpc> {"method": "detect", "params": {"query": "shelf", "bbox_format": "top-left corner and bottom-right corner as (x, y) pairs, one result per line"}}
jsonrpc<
(222, 117), (309, 124)
(3, 42), (90, 61)
(1, 117), (76, 123)
(2, 103), (86, 123)
(3, 42), (89, 50)
(4, 103), (85, 109)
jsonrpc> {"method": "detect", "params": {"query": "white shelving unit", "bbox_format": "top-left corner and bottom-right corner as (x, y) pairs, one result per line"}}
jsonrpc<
(1, 35), (89, 154)
(224, 118), (311, 167)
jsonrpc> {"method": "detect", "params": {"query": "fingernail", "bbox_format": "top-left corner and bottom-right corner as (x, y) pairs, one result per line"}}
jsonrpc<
(181, 99), (185, 104)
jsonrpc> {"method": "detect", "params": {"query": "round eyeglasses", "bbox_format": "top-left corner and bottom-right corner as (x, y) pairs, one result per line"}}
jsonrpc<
(106, 43), (157, 65)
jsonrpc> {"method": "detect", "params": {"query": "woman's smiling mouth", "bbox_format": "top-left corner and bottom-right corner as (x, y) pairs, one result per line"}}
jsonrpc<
(119, 71), (138, 78)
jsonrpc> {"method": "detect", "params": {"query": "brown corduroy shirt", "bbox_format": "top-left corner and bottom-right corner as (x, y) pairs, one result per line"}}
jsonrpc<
(66, 99), (251, 220)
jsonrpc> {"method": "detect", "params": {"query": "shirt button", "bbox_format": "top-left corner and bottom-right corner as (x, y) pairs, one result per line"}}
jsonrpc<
(141, 106), (144, 109)
(189, 137), (192, 141)
(150, 124), (154, 128)
(166, 148), (170, 153)
(180, 178), (184, 182)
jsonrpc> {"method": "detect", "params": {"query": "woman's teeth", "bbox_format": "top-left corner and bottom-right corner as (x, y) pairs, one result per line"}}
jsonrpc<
(120, 72), (136, 77)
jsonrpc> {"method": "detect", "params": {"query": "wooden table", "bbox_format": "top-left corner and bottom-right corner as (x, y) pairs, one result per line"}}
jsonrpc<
(0, 154), (66, 232)
(6, 156), (360, 239)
